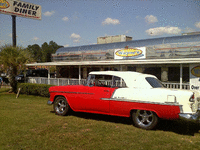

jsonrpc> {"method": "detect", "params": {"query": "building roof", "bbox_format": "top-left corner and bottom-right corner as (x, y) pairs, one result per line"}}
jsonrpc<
(26, 58), (200, 66)
(56, 34), (200, 54)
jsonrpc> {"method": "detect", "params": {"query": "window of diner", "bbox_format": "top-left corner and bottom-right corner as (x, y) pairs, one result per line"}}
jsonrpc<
(183, 67), (189, 82)
(144, 67), (161, 80)
(127, 66), (136, 71)
(168, 67), (180, 82)
(168, 67), (189, 82)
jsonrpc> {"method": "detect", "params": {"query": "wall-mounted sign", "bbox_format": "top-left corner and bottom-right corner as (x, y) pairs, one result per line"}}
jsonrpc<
(114, 47), (146, 59)
(190, 64), (200, 90)
(0, 0), (41, 20)
(191, 66), (200, 77)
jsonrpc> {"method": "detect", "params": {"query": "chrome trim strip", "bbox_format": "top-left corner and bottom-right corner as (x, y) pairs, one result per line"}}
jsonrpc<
(101, 98), (181, 106)
(50, 91), (94, 95)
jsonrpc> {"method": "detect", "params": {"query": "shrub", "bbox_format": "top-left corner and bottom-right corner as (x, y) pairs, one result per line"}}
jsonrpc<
(17, 83), (54, 97)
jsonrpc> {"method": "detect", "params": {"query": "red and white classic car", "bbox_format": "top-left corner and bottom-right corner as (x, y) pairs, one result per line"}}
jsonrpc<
(48, 71), (200, 130)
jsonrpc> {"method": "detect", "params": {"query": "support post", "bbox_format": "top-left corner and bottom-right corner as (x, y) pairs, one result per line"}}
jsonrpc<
(180, 64), (183, 89)
(79, 66), (81, 85)
(12, 15), (16, 47)
(48, 67), (50, 85)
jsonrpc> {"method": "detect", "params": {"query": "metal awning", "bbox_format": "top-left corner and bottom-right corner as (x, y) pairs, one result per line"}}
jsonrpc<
(26, 58), (200, 66)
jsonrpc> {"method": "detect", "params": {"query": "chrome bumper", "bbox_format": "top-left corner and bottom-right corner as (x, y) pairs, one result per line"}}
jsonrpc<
(179, 109), (200, 123)
(47, 100), (53, 105)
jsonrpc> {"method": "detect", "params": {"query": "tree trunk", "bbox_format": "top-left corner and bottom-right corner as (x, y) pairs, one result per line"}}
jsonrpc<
(9, 66), (18, 93)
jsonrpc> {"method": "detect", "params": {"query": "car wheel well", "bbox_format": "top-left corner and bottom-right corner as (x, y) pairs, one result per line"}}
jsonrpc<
(53, 96), (70, 116)
(54, 95), (66, 102)
(130, 109), (158, 118)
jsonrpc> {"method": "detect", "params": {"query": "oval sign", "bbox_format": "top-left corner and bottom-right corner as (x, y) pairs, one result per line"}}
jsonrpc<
(0, 0), (10, 9)
(115, 48), (142, 57)
(191, 66), (200, 77)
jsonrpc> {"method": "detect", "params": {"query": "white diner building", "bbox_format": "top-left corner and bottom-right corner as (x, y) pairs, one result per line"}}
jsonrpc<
(27, 34), (200, 90)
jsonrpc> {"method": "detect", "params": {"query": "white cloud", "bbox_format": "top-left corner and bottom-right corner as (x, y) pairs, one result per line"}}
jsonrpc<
(146, 26), (182, 36)
(33, 37), (39, 41)
(145, 15), (158, 24)
(102, 17), (120, 25)
(70, 33), (81, 39)
(43, 11), (55, 16)
(64, 44), (69, 47)
(195, 22), (200, 28)
(62, 17), (69, 21)
(70, 33), (81, 43)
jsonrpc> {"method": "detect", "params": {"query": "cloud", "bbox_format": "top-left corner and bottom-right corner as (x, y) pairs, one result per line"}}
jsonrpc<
(33, 37), (39, 41)
(64, 44), (69, 47)
(145, 15), (158, 24)
(62, 17), (69, 21)
(146, 26), (182, 36)
(70, 33), (81, 39)
(102, 17), (120, 25)
(195, 22), (200, 28)
(70, 33), (81, 43)
(43, 11), (55, 16)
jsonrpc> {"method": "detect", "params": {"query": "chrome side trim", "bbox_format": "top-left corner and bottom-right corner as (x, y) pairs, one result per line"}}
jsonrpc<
(179, 109), (200, 123)
(101, 98), (181, 106)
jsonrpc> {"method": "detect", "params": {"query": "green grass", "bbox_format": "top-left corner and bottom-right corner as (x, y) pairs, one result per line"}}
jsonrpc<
(0, 93), (200, 150)
(0, 87), (11, 93)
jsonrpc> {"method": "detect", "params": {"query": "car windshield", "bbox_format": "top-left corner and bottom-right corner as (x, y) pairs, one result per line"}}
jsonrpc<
(145, 77), (165, 88)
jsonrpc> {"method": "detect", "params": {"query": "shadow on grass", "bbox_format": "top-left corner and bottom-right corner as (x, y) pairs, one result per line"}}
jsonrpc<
(157, 119), (200, 136)
(50, 110), (200, 135)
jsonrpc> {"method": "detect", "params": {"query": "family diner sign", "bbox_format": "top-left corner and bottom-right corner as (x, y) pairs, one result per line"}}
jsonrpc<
(0, 0), (41, 20)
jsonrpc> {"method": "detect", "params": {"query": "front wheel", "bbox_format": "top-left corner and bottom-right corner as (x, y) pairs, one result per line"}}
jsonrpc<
(54, 96), (70, 116)
(132, 110), (158, 130)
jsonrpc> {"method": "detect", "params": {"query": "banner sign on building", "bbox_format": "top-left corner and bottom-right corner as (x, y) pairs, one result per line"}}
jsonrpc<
(190, 64), (200, 90)
(0, 0), (41, 20)
(114, 47), (146, 59)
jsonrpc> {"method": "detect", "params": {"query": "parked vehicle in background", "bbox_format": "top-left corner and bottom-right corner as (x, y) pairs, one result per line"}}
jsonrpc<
(48, 71), (200, 130)
(15, 68), (48, 82)
(0, 76), (9, 85)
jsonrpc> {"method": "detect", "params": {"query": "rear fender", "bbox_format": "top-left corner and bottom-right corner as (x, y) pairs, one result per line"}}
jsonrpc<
(129, 104), (180, 120)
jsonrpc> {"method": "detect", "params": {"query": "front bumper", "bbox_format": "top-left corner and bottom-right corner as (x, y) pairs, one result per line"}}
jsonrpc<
(47, 100), (53, 105)
(179, 109), (200, 123)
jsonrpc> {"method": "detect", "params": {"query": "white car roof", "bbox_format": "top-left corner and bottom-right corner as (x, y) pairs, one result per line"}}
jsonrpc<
(89, 71), (157, 88)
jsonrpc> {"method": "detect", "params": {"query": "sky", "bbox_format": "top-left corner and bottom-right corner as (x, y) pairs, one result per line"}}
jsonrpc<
(1, 0), (200, 48)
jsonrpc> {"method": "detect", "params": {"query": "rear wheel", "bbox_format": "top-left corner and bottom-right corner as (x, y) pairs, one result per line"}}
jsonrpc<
(132, 110), (158, 130)
(54, 96), (70, 116)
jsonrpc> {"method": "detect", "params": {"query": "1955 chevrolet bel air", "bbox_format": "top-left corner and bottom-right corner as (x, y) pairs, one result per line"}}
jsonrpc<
(48, 71), (200, 130)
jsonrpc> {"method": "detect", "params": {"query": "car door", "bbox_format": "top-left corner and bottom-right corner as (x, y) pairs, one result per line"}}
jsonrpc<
(83, 86), (113, 113)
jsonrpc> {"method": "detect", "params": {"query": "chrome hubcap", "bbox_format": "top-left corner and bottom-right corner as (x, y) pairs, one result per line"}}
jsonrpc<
(135, 110), (154, 127)
(55, 100), (67, 113)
